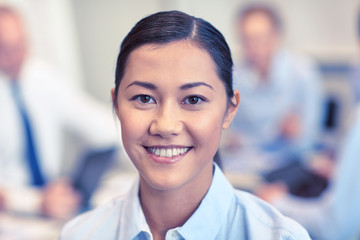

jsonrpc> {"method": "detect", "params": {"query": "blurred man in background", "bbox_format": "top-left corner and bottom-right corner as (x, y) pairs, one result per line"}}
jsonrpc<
(221, 4), (324, 196)
(0, 6), (119, 219)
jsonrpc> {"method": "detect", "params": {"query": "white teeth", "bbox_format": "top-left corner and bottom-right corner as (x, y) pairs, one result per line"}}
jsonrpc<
(160, 149), (166, 157)
(148, 147), (190, 158)
(166, 149), (172, 157)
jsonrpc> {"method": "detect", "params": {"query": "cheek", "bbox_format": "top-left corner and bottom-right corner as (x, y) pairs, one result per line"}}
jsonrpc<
(118, 106), (149, 153)
(188, 109), (224, 152)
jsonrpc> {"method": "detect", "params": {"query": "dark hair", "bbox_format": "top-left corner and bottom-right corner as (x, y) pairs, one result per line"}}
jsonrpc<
(114, 10), (234, 105)
(236, 3), (283, 33)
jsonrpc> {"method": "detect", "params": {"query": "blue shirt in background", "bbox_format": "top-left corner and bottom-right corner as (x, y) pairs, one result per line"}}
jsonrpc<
(222, 48), (323, 174)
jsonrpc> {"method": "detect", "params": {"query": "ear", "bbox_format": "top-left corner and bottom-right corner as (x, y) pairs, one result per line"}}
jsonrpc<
(111, 88), (120, 119)
(222, 90), (240, 130)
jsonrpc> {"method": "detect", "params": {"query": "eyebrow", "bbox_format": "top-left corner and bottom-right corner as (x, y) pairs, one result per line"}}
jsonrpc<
(180, 82), (214, 91)
(126, 81), (214, 91)
(126, 81), (157, 90)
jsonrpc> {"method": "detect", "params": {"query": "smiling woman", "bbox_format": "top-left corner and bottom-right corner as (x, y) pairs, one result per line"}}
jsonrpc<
(115, 41), (232, 194)
(61, 11), (311, 240)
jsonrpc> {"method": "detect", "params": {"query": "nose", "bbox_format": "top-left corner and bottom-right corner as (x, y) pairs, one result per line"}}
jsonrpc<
(149, 102), (183, 138)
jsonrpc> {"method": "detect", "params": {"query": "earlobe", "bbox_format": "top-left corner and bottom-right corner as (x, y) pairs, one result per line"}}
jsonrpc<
(111, 88), (116, 103)
(111, 88), (120, 119)
(222, 90), (240, 130)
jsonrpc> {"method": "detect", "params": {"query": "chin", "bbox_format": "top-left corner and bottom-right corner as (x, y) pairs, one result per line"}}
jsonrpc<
(141, 171), (191, 192)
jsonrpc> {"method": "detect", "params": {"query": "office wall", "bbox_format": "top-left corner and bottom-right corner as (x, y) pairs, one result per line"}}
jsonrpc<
(71, 0), (162, 102)
(71, 0), (359, 102)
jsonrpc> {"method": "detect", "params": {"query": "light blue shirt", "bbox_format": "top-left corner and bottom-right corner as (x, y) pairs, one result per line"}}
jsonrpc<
(61, 164), (310, 240)
(272, 110), (360, 240)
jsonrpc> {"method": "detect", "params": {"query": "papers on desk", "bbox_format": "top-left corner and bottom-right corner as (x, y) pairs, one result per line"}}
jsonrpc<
(90, 170), (137, 207)
(2, 186), (42, 215)
(0, 212), (63, 240)
(225, 172), (262, 192)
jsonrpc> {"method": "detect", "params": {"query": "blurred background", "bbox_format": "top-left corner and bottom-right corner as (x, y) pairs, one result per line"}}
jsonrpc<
(1, 0), (360, 239)
(6, 0), (357, 139)
(4, 0), (359, 103)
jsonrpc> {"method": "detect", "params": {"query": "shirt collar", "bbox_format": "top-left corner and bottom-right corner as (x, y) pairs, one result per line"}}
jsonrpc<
(120, 164), (234, 240)
(177, 164), (234, 239)
(120, 176), (152, 240)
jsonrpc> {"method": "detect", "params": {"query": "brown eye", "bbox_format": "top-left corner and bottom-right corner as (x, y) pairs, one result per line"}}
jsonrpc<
(184, 96), (202, 105)
(140, 95), (151, 103)
(133, 95), (155, 104)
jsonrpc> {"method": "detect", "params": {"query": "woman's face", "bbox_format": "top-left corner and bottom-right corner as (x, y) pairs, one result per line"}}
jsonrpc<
(113, 40), (238, 191)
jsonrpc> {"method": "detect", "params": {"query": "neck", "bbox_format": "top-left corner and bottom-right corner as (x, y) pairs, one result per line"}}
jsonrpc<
(139, 161), (213, 240)
(258, 67), (269, 82)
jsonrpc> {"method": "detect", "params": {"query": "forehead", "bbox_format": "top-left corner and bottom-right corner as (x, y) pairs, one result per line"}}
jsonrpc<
(0, 13), (24, 42)
(130, 41), (214, 68)
(240, 11), (275, 33)
(121, 40), (220, 86)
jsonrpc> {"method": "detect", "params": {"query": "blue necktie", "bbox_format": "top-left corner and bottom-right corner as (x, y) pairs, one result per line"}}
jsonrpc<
(11, 81), (46, 187)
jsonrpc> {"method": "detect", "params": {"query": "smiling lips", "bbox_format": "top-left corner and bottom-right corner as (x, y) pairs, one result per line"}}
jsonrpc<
(145, 146), (191, 163)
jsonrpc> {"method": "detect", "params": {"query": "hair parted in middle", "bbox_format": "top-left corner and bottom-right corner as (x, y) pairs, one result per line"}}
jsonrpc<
(114, 10), (234, 105)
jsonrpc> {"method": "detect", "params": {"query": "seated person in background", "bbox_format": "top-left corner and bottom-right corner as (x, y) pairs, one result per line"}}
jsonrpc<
(221, 4), (324, 183)
(256, 106), (360, 240)
(0, 6), (119, 219)
(61, 10), (310, 239)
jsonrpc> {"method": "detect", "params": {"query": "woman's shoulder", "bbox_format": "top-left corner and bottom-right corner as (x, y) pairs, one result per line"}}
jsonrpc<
(60, 195), (126, 240)
(229, 189), (311, 239)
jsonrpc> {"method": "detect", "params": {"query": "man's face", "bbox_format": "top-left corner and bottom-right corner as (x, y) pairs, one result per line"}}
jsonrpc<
(0, 13), (26, 79)
(238, 12), (279, 73)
